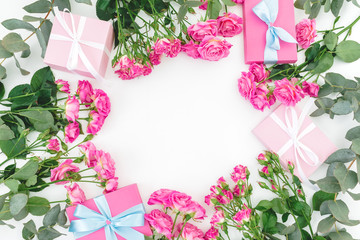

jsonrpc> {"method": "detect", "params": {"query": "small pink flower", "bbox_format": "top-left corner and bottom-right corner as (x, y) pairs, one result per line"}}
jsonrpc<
(92, 89), (111, 117)
(154, 38), (171, 55)
(132, 63), (144, 78)
(302, 81), (319, 97)
(65, 95), (80, 122)
(238, 72), (256, 100)
(171, 192), (192, 212)
(249, 63), (269, 82)
(297, 189), (304, 197)
(65, 121), (80, 143)
(142, 63), (152, 76)
(204, 194), (215, 206)
(296, 19), (317, 49)
(205, 227), (219, 240)
(231, 165), (248, 183)
(55, 79), (70, 94)
(182, 40), (201, 59)
(187, 20), (218, 42)
(199, 0), (208, 10)
(257, 153), (266, 161)
(115, 68), (135, 80)
(144, 209), (173, 239)
(65, 183), (86, 205)
(210, 185), (220, 195)
(50, 159), (80, 184)
(233, 204), (251, 225)
(217, 176), (226, 186)
(103, 177), (118, 194)
(250, 93), (270, 111)
(94, 150), (116, 180)
(198, 36), (232, 61)
(261, 166), (269, 175)
(148, 189), (177, 208)
(271, 184), (278, 191)
(183, 201), (207, 220)
(79, 141), (98, 167)
(175, 223), (205, 240)
(118, 56), (134, 68)
(47, 139), (60, 152)
(273, 78), (304, 106)
(217, 13), (243, 38)
(166, 39), (182, 58)
(149, 51), (162, 65)
(77, 80), (94, 104)
(233, 184), (245, 197)
(87, 111), (105, 135)
(217, 190), (233, 204)
(210, 210), (225, 227)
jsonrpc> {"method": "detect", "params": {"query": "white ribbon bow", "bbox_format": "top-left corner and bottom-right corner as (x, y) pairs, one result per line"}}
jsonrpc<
(51, 7), (111, 80)
(270, 100), (320, 190)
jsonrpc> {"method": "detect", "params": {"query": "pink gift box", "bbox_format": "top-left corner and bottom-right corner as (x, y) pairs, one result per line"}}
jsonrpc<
(253, 104), (337, 178)
(243, 0), (297, 64)
(44, 10), (113, 79)
(66, 184), (152, 240)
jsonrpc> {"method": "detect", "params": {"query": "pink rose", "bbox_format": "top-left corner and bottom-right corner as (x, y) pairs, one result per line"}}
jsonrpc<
(94, 150), (116, 180)
(199, 0), (208, 10)
(231, 164), (248, 183)
(216, 190), (232, 205)
(216, 13), (243, 38)
(205, 227), (219, 240)
(233, 204), (251, 225)
(238, 72), (256, 100)
(77, 80), (94, 104)
(87, 111), (105, 135)
(166, 39), (182, 58)
(149, 51), (162, 65)
(65, 95), (80, 122)
(302, 81), (319, 97)
(183, 201), (207, 220)
(65, 121), (80, 143)
(132, 63), (144, 78)
(250, 94), (269, 111)
(154, 38), (171, 55)
(145, 209), (173, 239)
(92, 89), (111, 117)
(210, 210), (225, 227)
(175, 223), (205, 240)
(296, 19), (317, 49)
(171, 192), (192, 212)
(115, 67), (136, 80)
(47, 139), (60, 152)
(103, 177), (118, 194)
(50, 159), (80, 184)
(142, 63), (152, 76)
(187, 20), (217, 42)
(55, 79), (70, 94)
(182, 40), (201, 59)
(261, 166), (269, 175)
(249, 63), (269, 82)
(198, 36), (232, 61)
(148, 189), (177, 208)
(65, 183), (86, 205)
(204, 194), (215, 206)
(273, 78), (304, 106)
(117, 55), (134, 68)
(79, 141), (98, 167)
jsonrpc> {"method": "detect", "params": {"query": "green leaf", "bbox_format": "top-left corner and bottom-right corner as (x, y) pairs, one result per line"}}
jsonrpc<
(336, 40), (360, 63)
(317, 176), (341, 193)
(21, 49), (31, 58)
(325, 72), (346, 92)
(309, 2), (321, 19)
(23, 15), (43, 22)
(0, 195), (6, 211)
(27, 197), (50, 216)
(324, 0), (331, 12)
(331, 0), (344, 16)
(209, 0), (222, 19)
(22, 225), (36, 240)
(36, 29), (47, 58)
(304, 0), (311, 14)
(185, 1), (204, 7)
(312, 52), (334, 74)
(331, 100), (352, 115)
(325, 149), (356, 163)
(12, 160), (39, 180)
(0, 137), (27, 159)
(14, 55), (30, 76)
(255, 200), (272, 211)
(30, 66), (54, 92)
(5, 179), (19, 193)
(76, 0), (92, 5)
(0, 220), (15, 229)
(271, 198), (287, 214)
(317, 215), (335, 233)
(40, 20), (52, 46)
(0, 66), (6, 80)
(262, 209), (278, 234)
(177, 5), (188, 23)
(2, 33), (30, 53)
(328, 200), (360, 225)
(292, 201), (311, 218)
(38, 226), (63, 240)
(317, 84), (333, 98)
(351, 138), (360, 154)
(324, 32), (338, 51)
(0, 125), (15, 141)
(2, 19), (36, 31)
(220, 0), (236, 6)
(13, 207), (29, 221)
(0, 203), (12, 220)
(353, 0), (360, 7)
(57, 209), (67, 226)
(312, 191), (336, 211)
(347, 191), (360, 200)
(23, 0), (52, 13)
(24, 220), (37, 234)
(43, 204), (60, 227)
(9, 193), (28, 216)
(17, 109), (54, 132)
(333, 163), (358, 193)
(357, 157), (360, 183)
(26, 175), (38, 187)
(310, 108), (325, 117)
(329, 231), (354, 240)
(0, 40), (13, 58)
(280, 224), (296, 235)
(53, 0), (71, 11)
(294, 0), (307, 9)
(320, 200), (332, 215)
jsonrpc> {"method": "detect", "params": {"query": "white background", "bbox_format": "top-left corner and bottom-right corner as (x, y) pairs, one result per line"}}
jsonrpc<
(1, 0), (360, 239)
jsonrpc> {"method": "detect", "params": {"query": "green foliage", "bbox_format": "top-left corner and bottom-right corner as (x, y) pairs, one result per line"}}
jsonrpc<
(2, 33), (30, 53)
(312, 191), (336, 211)
(27, 197), (50, 216)
(294, 0), (358, 18)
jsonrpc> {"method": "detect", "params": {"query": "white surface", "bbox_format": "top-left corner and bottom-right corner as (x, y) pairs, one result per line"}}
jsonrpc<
(1, 1), (360, 239)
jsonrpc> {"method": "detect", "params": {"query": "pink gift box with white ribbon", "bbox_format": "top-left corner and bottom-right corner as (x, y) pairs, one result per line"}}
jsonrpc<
(253, 102), (337, 181)
(44, 8), (113, 80)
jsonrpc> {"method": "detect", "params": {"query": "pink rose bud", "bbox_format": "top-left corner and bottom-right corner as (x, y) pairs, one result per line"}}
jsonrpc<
(92, 89), (111, 118)
(65, 95), (80, 122)
(187, 20), (218, 42)
(204, 193), (216, 206)
(271, 184), (278, 191)
(257, 153), (266, 161)
(47, 139), (60, 152)
(77, 80), (94, 104)
(64, 121), (80, 143)
(216, 12), (243, 38)
(55, 79), (70, 94)
(103, 177), (118, 194)
(297, 189), (304, 198)
(65, 183), (86, 205)
(50, 159), (80, 184)
(231, 164), (248, 183)
(198, 36), (232, 61)
(232, 0), (244, 3)
(273, 78), (304, 106)
(233, 204), (251, 225)
(302, 81), (319, 97)
(87, 111), (105, 135)
(288, 161), (295, 170)
(79, 141), (98, 167)
(210, 210), (225, 227)
(144, 209), (173, 239)
(258, 181), (269, 190)
(296, 19), (317, 49)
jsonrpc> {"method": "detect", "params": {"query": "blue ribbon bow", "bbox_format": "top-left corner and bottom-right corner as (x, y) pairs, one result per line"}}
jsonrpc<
(252, 0), (297, 63)
(69, 195), (146, 240)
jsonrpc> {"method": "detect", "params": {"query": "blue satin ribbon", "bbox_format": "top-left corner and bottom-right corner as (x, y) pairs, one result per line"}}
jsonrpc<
(252, 0), (297, 63)
(69, 195), (145, 240)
